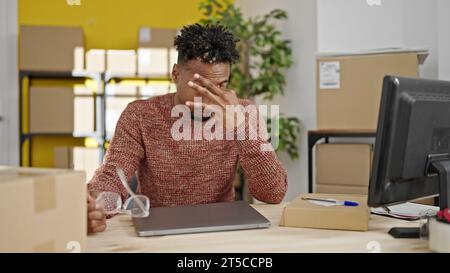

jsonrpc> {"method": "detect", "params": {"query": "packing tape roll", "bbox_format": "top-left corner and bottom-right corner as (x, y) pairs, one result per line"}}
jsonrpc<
(429, 218), (450, 253)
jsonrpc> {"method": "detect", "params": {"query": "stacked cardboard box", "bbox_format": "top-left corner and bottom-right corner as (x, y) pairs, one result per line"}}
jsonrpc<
(314, 49), (428, 195)
(20, 25), (84, 72)
(137, 27), (178, 77)
(106, 50), (137, 75)
(29, 87), (95, 134)
(316, 49), (428, 130)
(54, 147), (101, 182)
(137, 48), (169, 77)
(106, 97), (136, 139)
(0, 167), (86, 253)
(315, 144), (373, 195)
(138, 27), (178, 48)
(86, 49), (106, 73)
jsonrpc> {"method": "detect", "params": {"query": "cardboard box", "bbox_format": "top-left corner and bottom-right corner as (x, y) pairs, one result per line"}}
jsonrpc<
(86, 49), (106, 73)
(0, 166), (86, 253)
(316, 143), (373, 195)
(106, 84), (138, 96)
(73, 47), (85, 72)
(106, 50), (137, 75)
(30, 87), (95, 134)
(169, 47), (178, 69)
(30, 87), (74, 133)
(74, 85), (94, 96)
(106, 97), (135, 139)
(138, 27), (178, 48)
(20, 25), (84, 72)
(280, 194), (370, 231)
(137, 48), (169, 77)
(74, 96), (95, 135)
(139, 83), (170, 98)
(54, 147), (100, 182)
(316, 50), (428, 130)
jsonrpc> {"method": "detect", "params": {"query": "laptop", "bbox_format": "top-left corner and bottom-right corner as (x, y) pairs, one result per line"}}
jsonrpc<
(132, 201), (271, 237)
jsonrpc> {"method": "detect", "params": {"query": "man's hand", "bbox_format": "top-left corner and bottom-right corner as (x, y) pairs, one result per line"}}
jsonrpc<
(87, 194), (107, 234)
(186, 73), (242, 130)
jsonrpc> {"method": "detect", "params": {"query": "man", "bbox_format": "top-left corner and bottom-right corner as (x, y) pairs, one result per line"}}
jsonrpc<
(87, 24), (288, 234)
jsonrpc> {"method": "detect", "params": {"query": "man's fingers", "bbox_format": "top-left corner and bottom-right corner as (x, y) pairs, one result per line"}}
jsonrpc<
(88, 223), (107, 234)
(89, 219), (106, 229)
(193, 74), (225, 96)
(188, 81), (225, 108)
(91, 224), (107, 234)
(87, 200), (96, 212)
(89, 210), (106, 221)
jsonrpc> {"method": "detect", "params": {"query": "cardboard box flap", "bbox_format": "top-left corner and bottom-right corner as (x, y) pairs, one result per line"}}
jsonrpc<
(316, 47), (429, 64)
(0, 167), (82, 180)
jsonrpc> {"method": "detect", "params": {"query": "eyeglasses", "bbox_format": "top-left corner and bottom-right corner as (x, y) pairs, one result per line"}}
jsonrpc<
(95, 168), (150, 218)
(96, 191), (150, 218)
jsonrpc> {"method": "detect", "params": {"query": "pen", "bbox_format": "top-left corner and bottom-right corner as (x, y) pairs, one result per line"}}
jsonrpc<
(302, 197), (359, 207)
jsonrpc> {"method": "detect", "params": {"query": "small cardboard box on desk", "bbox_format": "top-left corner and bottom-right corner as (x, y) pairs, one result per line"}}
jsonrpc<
(0, 167), (87, 253)
(280, 194), (370, 231)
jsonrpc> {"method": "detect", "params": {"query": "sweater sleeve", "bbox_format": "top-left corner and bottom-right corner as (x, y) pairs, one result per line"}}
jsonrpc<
(235, 101), (288, 204)
(88, 101), (145, 201)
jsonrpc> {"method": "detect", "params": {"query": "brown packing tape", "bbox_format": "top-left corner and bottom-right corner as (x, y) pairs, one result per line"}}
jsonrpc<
(33, 241), (55, 253)
(33, 176), (57, 213)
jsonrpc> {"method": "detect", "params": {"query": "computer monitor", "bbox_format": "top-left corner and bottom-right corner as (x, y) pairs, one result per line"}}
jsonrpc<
(368, 76), (450, 237)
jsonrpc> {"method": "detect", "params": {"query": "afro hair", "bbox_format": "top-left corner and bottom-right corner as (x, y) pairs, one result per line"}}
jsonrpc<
(174, 23), (240, 65)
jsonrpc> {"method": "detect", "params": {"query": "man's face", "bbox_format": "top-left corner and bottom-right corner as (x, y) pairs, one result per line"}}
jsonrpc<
(172, 59), (230, 108)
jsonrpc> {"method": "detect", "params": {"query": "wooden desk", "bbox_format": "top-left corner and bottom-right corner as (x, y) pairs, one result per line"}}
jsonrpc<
(87, 204), (430, 253)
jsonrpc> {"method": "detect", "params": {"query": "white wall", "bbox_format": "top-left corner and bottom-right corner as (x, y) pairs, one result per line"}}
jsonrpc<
(0, 0), (19, 166)
(318, 0), (439, 79)
(317, 0), (404, 52)
(402, 0), (438, 79)
(438, 0), (450, 81)
(236, 0), (318, 201)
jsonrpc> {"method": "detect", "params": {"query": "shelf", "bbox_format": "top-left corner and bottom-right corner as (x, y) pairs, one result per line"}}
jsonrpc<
(21, 132), (102, 138)
(308, 129), (377, 135)
(105, 73), (171, 83)
(19, 70), (102, 80)
(19, 70), (107, 167)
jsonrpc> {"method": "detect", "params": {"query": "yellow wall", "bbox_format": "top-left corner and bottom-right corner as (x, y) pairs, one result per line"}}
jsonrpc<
(18, 0), (204, 167)
(18, 0), (204, 49)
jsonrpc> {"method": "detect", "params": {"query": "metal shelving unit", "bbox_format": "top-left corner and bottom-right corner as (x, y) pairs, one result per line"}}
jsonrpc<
(19, 70), (105, 166)
(19, 70), (172, 167)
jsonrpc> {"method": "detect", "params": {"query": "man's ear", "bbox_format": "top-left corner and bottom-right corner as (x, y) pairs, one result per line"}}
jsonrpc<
(172, 64), (180, 83)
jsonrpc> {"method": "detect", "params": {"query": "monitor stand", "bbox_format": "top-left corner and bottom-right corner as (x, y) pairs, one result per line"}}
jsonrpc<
(388, 159), (450, 239)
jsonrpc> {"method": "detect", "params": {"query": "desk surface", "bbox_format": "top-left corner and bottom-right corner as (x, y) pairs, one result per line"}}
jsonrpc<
(87, 204), (430, 253)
